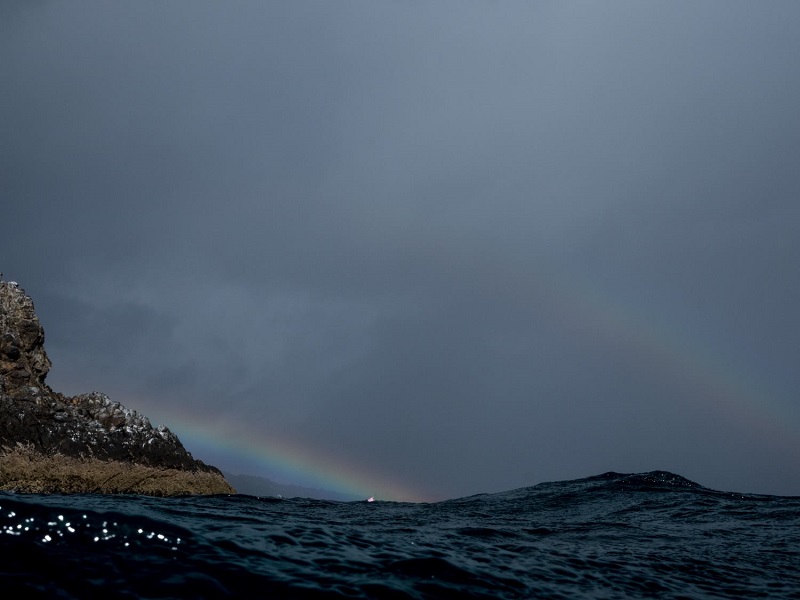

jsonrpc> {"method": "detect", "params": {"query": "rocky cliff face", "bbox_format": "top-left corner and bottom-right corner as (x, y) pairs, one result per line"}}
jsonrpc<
(0, 280), (52, 396)
(0, 279), (235, 495)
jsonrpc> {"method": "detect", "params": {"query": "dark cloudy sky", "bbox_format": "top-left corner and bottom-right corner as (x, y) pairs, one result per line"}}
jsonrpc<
(2, 1), (799, 501)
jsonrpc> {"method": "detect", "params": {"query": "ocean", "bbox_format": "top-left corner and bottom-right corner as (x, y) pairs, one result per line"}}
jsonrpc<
(1, 471), (798, 599)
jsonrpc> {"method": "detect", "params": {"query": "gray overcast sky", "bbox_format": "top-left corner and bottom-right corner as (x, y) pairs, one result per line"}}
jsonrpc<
(2, 1), (799, 501)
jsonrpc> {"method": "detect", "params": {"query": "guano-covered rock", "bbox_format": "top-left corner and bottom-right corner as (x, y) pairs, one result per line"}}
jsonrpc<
(0, 279), (235, 495)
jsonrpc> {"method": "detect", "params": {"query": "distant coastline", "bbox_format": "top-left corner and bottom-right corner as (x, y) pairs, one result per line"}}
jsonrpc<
(223, 471), (360, 501)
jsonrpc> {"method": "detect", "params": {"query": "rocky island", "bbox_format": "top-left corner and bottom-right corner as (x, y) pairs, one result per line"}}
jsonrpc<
(0, 279), (235, 495)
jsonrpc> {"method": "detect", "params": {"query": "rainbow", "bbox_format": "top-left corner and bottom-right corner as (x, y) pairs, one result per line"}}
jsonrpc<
(125, 265), (798, 503)
(540, 266), (800, 459)
(142, 407), (431, 503)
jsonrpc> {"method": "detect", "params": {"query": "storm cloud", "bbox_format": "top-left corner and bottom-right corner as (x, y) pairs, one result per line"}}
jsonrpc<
(2, 1), (799, 500)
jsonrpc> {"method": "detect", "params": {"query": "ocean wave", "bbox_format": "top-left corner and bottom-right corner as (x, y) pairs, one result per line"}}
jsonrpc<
(2, 471), (799, 598)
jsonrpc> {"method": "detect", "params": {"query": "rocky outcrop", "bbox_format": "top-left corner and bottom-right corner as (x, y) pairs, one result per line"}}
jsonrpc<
(0, 279), (51, 395)
(0, 279), (235, 495)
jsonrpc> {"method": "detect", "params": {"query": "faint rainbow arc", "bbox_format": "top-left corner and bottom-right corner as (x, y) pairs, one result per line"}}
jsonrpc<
(141, 407), (431, 503)
(129, 263), (798, 502)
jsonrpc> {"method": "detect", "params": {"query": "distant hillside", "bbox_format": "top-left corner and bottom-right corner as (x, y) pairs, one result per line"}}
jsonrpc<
(224, 472), (361, 502)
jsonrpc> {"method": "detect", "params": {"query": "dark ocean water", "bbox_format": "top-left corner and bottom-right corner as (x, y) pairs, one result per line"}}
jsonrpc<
(1, 471), (798, 599)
